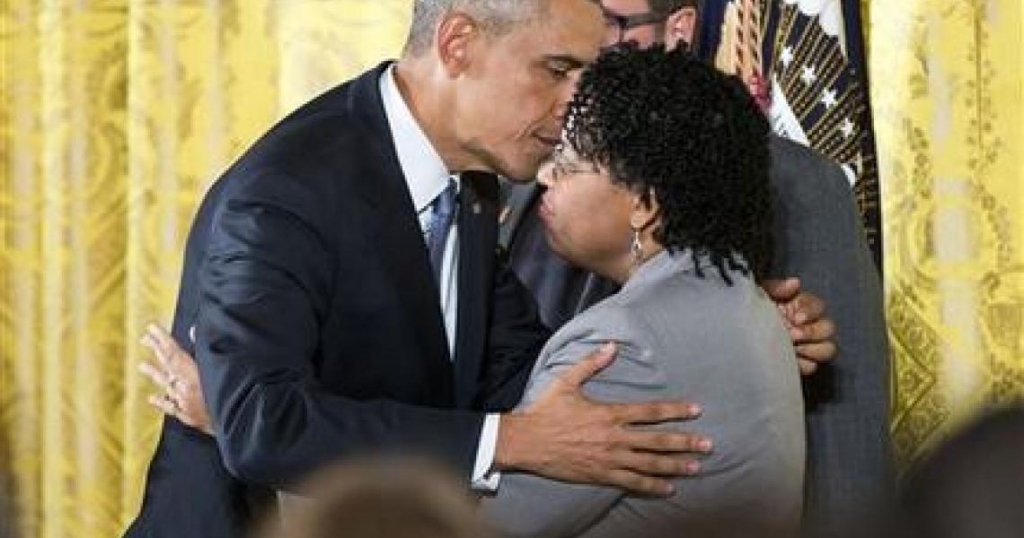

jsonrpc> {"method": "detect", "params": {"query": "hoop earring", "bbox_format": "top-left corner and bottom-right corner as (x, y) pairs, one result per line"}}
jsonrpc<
(630, 228), (643, 265)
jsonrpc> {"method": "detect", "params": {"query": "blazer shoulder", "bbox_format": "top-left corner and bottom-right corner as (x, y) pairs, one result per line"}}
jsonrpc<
(208, 64), (397, 220)
(227, 62), (394, 186)
(537, 293), (664, 376)
(523, 302), (668, 411)
(550, 294), (648, 350)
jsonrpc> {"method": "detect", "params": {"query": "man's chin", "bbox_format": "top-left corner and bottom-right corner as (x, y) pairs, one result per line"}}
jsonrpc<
(503, 154), (551, 183)
(502, 174), (538, 184)
(471, 146), (548, 182)
(460, 165), (536, 183)
(490, 161), (542, 183)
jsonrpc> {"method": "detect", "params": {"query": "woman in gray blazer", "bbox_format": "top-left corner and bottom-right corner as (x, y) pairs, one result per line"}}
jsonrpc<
(479, 45), (805, 538)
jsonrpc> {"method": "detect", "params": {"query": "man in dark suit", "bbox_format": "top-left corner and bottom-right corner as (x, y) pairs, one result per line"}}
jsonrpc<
(125, 1), (709, 537)
(501, 0), (894, 533)
(767, 136), (893, 533)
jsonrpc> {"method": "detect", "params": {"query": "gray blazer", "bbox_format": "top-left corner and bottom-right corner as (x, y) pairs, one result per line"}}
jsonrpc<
(500, 137), (893, 532)
(480, 251), (806, 538)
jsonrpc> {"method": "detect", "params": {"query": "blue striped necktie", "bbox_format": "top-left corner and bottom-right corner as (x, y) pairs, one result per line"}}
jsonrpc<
(427, 178), (458, 282)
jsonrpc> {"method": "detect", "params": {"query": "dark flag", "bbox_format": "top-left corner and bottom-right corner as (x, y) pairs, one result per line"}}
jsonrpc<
(697, 0), (884, 271)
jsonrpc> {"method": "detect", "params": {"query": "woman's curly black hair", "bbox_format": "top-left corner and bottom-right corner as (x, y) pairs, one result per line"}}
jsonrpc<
(564, 44), (773, 282)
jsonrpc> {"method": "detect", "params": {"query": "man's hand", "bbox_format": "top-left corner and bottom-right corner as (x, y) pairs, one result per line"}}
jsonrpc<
(494, 343), (711, 496)
(762, 278), (837, 375)
(139, 323), (213, 435)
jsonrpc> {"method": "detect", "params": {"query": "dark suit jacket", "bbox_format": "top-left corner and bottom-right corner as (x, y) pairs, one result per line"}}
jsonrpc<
(125, 62), (548, 538)
(766, 137), (893, 532)
(502, 136), (893, 531)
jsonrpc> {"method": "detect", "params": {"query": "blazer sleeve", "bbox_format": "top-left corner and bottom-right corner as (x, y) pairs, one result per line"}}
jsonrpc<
(478, 313), (667, 538)
(195, 169), (484, 489)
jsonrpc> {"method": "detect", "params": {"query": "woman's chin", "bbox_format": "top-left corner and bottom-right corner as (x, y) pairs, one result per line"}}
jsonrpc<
(544, 234), (598, 276)
(543, 232), (573, 265)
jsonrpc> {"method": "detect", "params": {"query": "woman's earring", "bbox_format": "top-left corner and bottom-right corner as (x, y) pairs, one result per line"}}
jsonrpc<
(630, 228), (643, 265)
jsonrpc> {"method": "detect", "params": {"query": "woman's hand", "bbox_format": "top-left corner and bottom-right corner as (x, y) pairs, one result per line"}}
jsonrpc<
(139, 323), (214, 436)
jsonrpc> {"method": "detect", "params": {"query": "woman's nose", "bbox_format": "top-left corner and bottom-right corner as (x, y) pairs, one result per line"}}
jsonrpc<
(537, 163), (555, 187)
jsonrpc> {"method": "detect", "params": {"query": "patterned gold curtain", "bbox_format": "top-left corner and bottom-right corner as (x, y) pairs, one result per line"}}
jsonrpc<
(1, 1), (1022, 537)
(0, 2), (410, 537)
(870, 0), (1024, 464)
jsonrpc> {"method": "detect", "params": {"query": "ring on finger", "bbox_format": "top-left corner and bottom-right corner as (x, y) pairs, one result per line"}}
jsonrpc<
(163, 392), (181, 414)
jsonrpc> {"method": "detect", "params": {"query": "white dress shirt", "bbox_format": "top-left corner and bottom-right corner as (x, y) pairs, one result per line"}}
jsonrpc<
(379, 66), (500, 490)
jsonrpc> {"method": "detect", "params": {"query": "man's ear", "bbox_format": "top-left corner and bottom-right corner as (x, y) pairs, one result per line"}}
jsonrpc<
(665, 7), (698, 52)
(436, 12), (480, 77)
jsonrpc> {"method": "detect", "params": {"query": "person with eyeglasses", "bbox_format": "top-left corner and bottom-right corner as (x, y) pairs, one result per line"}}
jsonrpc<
(601, 0), (698, 52)
(498, 0), (893, 534)
(480, 44), (805, 538)
(126, 1), (843, 537)
(125, 2), (715, 537)
(499, 0), (835, 387)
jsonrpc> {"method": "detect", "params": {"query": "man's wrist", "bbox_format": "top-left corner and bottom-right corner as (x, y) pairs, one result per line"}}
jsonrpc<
(494, 411), (527, 471)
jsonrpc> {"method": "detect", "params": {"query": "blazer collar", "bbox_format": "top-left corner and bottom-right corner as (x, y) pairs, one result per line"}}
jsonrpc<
(621, 249), (697, 293)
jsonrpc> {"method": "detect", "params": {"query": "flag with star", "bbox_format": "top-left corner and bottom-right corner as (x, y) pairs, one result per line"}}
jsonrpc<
(697, 0), (883, 270)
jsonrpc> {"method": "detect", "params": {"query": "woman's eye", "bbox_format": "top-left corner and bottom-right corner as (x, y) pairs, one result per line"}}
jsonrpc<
(547, 64), (571, 79)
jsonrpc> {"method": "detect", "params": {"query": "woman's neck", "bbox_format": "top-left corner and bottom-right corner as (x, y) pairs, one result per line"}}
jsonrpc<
(604, 243), (666, 285)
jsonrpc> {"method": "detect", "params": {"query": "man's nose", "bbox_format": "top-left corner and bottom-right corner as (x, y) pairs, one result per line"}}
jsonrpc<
(554, 75), (582, 121)
(554, 99), (570, 123)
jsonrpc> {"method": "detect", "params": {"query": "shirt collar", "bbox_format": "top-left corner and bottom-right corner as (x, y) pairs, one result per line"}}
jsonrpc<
(379, 64), (458, 213)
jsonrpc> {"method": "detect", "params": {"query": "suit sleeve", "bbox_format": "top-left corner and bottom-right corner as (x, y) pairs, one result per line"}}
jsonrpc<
(478, 315), (664, 537)
(767, 139), (894, 518)
(195, 170), (484, 489)
(475, 262), (551, 412)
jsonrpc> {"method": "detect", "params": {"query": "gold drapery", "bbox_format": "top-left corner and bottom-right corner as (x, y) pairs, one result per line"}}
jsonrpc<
(870, 0), (1024, 464)
(0, 1), (1022, 537)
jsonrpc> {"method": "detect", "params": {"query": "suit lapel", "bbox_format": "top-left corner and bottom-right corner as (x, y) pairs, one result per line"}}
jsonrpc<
(347, 63), (454, 374)
(343, 65), (503, 406)
(453, 172), (500, 408)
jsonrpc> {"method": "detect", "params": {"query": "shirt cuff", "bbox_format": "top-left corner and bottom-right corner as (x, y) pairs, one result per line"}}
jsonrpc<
(471, 413), (502, 491)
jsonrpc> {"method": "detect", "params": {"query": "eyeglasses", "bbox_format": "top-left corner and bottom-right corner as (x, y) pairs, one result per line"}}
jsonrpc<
(544, 151), (602, 183)
(602, 8), (669, 44)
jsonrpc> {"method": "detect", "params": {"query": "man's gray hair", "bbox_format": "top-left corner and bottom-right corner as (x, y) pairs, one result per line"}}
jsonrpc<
(403, 0), (548, 56)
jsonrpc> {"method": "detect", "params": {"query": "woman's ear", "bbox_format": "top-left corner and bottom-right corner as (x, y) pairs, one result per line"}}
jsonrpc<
(436, 12), (479, 77)
(630, 188), (661, 230)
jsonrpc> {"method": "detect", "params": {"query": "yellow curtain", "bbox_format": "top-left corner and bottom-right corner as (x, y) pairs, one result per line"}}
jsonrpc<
(0, 2), (410, 537)
(1, 1), (1023, 537)
(870, 0), (1024, 464)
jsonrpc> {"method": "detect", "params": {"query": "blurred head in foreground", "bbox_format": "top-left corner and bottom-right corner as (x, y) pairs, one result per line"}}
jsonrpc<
(262, 457), (491, 538)
(892, 402), (1024, 538)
